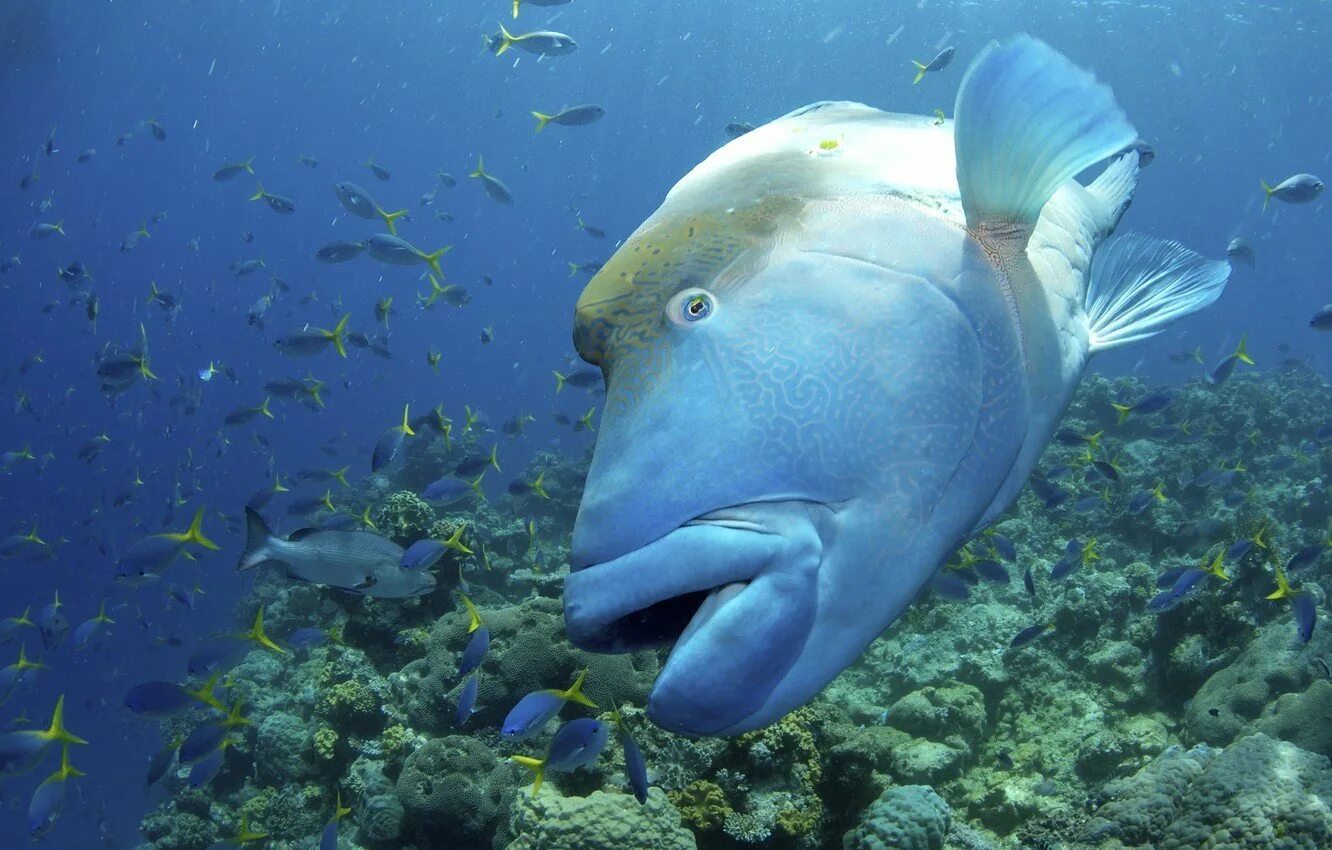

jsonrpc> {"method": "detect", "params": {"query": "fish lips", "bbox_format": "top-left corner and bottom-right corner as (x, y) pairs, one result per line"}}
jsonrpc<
(564, 502), (822, 736)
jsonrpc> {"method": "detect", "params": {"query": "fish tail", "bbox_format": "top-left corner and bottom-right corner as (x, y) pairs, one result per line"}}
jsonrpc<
(42, 695), (87, 746)
(258, 397), (273, 419)
(488, 444), (500, 473)
(1234, 332), (1254, 365)
(1111, 402), (1132, 424)
(470, 156), (486, 178)
(511, 0), (521, 18)
(532, 111), (551, 133)
(401, 403), (416, 437)
(911, 60), (927, 84)
(249, 182), (265, 202)
(496, 24), (515, 55)
(185, 507), (220, 551)
(510, 755), (545, 794)
(244, 156), (255, 174)
(239, 506), (276, 571)
(381, 208), (407, 235)
(327, 313), (351, 358)
(424, 246), (451, 281)
(561, 668), (598, 709)
(553, 371), (566, 392)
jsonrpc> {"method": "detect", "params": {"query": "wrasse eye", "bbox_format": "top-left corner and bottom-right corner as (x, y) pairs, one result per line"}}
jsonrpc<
(668, 288), (715, 326)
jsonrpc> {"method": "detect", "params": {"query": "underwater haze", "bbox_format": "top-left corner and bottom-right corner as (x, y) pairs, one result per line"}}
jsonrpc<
(1, 0), (1331, 848)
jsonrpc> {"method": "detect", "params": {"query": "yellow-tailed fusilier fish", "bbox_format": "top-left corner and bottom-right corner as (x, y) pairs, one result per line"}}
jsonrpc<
(562, 35), (1231, 736)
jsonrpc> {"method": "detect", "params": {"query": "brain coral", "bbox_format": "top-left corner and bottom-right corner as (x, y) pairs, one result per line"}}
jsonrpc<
(1183, 618), (1332, 757)
(503, 787), (696, 850)
(1082, 733), (1332, 849)
(842, 784), (951, 850)
(396, 735), (517, 849)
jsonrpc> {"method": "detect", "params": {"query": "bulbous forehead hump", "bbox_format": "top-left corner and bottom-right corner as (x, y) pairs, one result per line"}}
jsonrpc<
(572, 198), (802, 366)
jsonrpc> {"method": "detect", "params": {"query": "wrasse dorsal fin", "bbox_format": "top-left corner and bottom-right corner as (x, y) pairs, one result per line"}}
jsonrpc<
(953, 36), (1135, 247)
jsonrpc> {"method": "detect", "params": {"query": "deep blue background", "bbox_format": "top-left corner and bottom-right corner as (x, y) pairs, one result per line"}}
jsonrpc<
(0, 0), (1327, 845)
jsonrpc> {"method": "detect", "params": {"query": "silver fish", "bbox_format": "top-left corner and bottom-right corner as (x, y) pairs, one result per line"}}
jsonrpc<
(239, 508), (435, 598)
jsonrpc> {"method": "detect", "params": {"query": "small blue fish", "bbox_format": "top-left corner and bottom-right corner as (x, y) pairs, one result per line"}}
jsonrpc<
(1191, 468), (1222, 488)
(320, 793), (352, 850)
(401, 539), (447, 570)
(612, 708), (649, 804)
(27, 745), (81, 838)
(1049, 554), (1078, 580)
(930, 572), (970, 601)
(422, 476), (473, 503)
(1086, 461), (1119, 483)
(1009, 623), (1051, 648)
(1155, 566), (1189, 589)
(971, 559), (1010, 583)
(1127, 489), (1158, 515)
(1227, 540), (1256, 563)
(180, 703), (248, 764)
(510, 717), (610, 794)
(0, 696), (84, 777)
(989, 533), (1017, 562)
(186, 641), (249, 677)
(1269, 455), (1296, 472)
(187, 741), (229, 788)
(371, 405), (416, 472)
(36, 594), (69, 650)
(180, 725), (228, 765)
(1028, 476), (1070, 509)
(501, 669), (597, 740)
(459, 627), (489, 678)
(146, 739), (178, 785)
(288, 627), (331, 650)
(1073, 494), (1103, 514)
(456, 674), (479, 727)
(1287, 542), (1329, 572)
(1149, 554), (1227, 613)
(124, 673), (222, 716)
(1291, 594), (1316, 644)
(71, 602), (116, 650)
(1111, 391), (1172, 422)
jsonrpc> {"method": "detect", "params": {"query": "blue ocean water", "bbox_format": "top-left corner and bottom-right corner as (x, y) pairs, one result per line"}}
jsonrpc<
(0, 0), (1328, 845)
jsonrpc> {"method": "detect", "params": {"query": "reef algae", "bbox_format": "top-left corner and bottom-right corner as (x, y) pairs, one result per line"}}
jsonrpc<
(136, 365), (1332, 850)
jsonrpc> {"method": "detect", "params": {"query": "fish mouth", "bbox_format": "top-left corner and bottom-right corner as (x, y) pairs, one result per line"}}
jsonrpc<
(564, 501), (825, 735)
(565, 504), (784, 651)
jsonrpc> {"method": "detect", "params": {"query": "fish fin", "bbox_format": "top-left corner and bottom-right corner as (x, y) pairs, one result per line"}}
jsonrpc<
(561, 668), (598, 709)
(287, 527), (320, 541)
(911, 60), (926, 84)
(1085, 232), (1231, 354)
(495, 24), (514, 55)
(510, 755), (545, 794)
(532, 111), (551, 132)
(953, 36), (1136, 247)
(239, 507), (276, 570)
(1083, 151), (1139, 237)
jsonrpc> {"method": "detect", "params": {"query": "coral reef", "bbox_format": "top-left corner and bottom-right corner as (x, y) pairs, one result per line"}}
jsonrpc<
(135, 368), (1332, 850)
